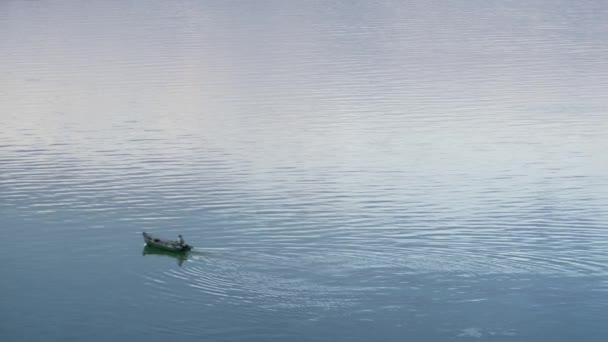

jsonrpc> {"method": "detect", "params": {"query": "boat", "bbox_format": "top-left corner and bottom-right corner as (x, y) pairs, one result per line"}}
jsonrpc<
(142, 232), (192, 252)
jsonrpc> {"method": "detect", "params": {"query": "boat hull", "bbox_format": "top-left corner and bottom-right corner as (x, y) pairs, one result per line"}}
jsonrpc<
(142, 232), (192, 252)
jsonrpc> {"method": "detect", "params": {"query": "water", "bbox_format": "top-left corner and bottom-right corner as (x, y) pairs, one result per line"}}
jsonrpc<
(2, 0), (608, 341)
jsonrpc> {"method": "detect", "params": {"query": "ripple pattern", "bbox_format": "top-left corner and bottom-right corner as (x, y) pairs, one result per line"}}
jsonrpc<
(2, 0), (608, 341)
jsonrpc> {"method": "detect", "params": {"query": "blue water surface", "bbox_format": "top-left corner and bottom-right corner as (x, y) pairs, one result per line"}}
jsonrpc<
(1, 1), (608, 341)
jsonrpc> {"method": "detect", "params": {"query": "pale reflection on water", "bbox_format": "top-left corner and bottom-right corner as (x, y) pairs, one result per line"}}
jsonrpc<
(1, 0), (608, 341)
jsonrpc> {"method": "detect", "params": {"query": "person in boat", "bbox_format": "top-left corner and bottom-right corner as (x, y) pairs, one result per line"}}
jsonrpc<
(178, 234), (185, 246)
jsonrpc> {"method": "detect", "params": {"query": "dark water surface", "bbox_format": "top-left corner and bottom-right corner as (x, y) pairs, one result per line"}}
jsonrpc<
(2, 1), (608, 341)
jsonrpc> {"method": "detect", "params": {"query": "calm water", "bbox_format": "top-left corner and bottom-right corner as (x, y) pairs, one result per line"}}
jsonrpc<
(2, 0), (608, 341)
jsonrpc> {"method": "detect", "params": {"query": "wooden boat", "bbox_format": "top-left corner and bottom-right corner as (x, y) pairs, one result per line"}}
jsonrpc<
(142, 232), (192, 252)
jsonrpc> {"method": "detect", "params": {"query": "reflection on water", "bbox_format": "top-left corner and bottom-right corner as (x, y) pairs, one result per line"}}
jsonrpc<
(1, 0), (608, 341)
(142, 245), (188, 267)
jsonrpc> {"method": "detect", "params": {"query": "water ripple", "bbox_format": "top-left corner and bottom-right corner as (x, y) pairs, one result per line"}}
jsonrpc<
(2, 0), (608, 340)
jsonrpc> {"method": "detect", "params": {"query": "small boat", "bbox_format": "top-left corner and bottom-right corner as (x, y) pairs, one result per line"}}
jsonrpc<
(142, 232), (192, 252)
